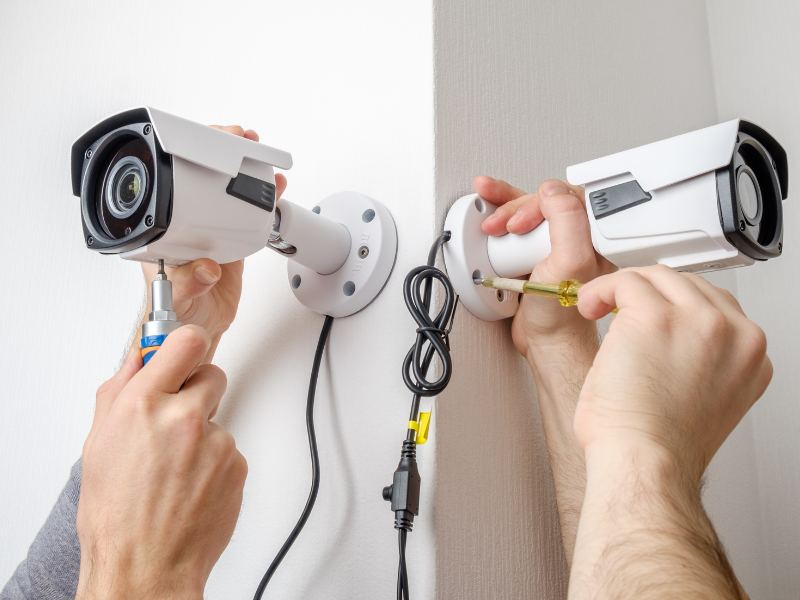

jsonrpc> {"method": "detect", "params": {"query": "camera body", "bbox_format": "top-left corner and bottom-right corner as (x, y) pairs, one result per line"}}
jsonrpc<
(443, 119), (788, 321)
(71, 106), (293, 266)
(72, 107), (399, 318)
(566, 119), (787, 273)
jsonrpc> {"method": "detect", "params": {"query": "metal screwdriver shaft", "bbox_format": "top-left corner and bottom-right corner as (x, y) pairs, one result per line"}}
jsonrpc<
(141, 259), (183, 364)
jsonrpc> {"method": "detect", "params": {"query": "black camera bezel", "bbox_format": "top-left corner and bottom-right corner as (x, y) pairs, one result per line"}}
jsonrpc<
(78, 120), (172, 253)
(717, 123), (787, 261)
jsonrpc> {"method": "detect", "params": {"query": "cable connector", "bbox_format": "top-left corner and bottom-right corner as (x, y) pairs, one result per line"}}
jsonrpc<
(383, 441), (420, 532)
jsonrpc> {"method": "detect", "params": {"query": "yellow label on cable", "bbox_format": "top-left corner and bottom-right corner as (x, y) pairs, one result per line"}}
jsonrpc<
(407, 411), (431, 445)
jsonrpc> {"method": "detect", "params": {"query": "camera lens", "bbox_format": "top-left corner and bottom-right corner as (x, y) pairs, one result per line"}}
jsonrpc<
(94, 136), (155, 240)
(737, 169), (761, 224)
(106, 157), (148, 218)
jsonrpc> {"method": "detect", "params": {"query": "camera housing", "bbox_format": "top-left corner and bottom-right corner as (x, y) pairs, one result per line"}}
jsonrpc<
(72, 107), (399, 318)
(443, 119), (788, 321)
(566, 118), (787, 272)
(71, 106), (293, 266)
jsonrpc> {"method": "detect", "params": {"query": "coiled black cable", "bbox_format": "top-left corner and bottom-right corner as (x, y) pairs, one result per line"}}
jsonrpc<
(401, 232), (457, 439)
(254, 314), (334, 599)
(390, 231), (458, 600)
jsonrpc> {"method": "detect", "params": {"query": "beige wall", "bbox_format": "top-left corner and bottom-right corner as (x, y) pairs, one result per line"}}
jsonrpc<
(432, 0), (721, 597)
(706, 1), (800, 597)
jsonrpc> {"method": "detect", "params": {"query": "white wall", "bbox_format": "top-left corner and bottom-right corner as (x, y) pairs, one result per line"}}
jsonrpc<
(0, 1), (437, 598)
(705, 2), (800, 597)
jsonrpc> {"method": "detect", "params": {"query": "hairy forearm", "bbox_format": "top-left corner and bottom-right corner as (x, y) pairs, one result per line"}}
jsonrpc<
(526, 321), (600, 566)
(570, 442), (747, 600)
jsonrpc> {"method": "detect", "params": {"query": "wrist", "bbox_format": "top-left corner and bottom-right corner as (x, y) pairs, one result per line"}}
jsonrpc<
(583, 438), (697, 501)
(76, 565), (205, 600)
(524, 320), (600, 397)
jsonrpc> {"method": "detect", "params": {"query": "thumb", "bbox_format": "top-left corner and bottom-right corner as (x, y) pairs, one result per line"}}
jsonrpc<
(150, 259), (222, 314)
(84, 346), (143, 454)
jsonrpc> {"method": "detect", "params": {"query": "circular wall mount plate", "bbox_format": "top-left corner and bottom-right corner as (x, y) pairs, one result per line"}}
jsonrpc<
(287, 191), (397, 318)
(442, 193), (518, 321)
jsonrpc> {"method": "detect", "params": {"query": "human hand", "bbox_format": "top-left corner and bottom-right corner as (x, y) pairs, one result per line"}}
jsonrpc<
(474, 176), (616, 356)
(77, 326), (247, 600)
(575, 266), (772, 480)
(137, 125), (288, 363)
(474, 176), (616, 565)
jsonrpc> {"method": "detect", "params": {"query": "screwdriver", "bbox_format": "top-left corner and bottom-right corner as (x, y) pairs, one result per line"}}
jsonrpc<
(140, 259), (183, 365)
(481, 277), (618, 313)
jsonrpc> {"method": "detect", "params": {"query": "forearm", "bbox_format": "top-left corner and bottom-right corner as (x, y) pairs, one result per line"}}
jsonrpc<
(1, 460), (82, 600)
(525, 320), (599, 566)
(570, 441), (747, 600)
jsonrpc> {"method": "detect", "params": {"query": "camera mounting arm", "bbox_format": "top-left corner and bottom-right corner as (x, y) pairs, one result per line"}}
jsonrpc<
(276, 192), (398, 318)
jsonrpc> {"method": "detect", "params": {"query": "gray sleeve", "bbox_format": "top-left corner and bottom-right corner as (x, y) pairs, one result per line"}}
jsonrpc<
(1, 459), (82, 600)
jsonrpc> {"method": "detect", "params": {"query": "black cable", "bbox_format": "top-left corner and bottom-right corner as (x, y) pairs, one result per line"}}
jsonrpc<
(398, 529), (409, 600)
(401, 232), (458, 433)
(384, 231), (458, 600)
(254, 314), (334, 600)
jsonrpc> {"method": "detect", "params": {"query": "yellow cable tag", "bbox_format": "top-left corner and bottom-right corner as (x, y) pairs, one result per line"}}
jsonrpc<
(407, 411), (431, 444)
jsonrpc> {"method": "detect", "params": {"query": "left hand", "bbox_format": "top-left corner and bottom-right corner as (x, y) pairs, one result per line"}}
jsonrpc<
(136, 125), (288, 363)
(474, 176), (616, 355)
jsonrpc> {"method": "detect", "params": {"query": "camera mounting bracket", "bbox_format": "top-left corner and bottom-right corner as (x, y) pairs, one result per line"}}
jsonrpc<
(287, 192), (397, 318)
(442, 193), (520, 322)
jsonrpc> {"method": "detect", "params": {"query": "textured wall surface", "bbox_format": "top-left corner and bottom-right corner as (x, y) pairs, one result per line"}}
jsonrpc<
(706, 1), (800, 597)
(0, 1), (437, 598)
(432, 1), (721, 598)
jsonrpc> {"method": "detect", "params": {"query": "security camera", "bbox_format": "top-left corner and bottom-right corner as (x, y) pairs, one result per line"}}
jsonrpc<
(71, 107), (397, 318)
(443, 119), (788, 321)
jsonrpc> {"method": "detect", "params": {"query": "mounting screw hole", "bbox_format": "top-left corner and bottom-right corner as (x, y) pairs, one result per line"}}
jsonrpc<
(85, 149), (93, 159)
(343, 281), (356, 296)
(358, 245), (370, 259)
(496, 290), (506, 302)
(362, 209), (375, 223)
(124, 227), (132, 236)
(312, 206), (321, 214)
(474, 198), (486, 213)
(143, 124), (152, 135)
(778, 243), (782, 253)
(145, 215), (154, 227)
(292, 275), (302, 289)
(472, 269), (483, 285)
(87, 236), (94, 246)
(739, 220), (746, 232)
(704, 263), (721, 269)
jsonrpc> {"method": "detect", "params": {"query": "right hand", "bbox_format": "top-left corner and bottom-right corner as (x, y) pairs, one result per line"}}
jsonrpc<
(77, 325), (247, 600)
(575, 266), (773, 480)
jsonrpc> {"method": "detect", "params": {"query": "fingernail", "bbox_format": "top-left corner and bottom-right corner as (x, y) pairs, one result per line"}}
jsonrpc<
(544, 182), (569, 196)
(507, 211), (522, 228)
(195, 266), (220, 285)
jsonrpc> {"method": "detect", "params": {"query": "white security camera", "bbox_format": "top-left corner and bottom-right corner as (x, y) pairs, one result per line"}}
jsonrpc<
(443, 119), (788, 321)
(71, 107), (397, 317)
